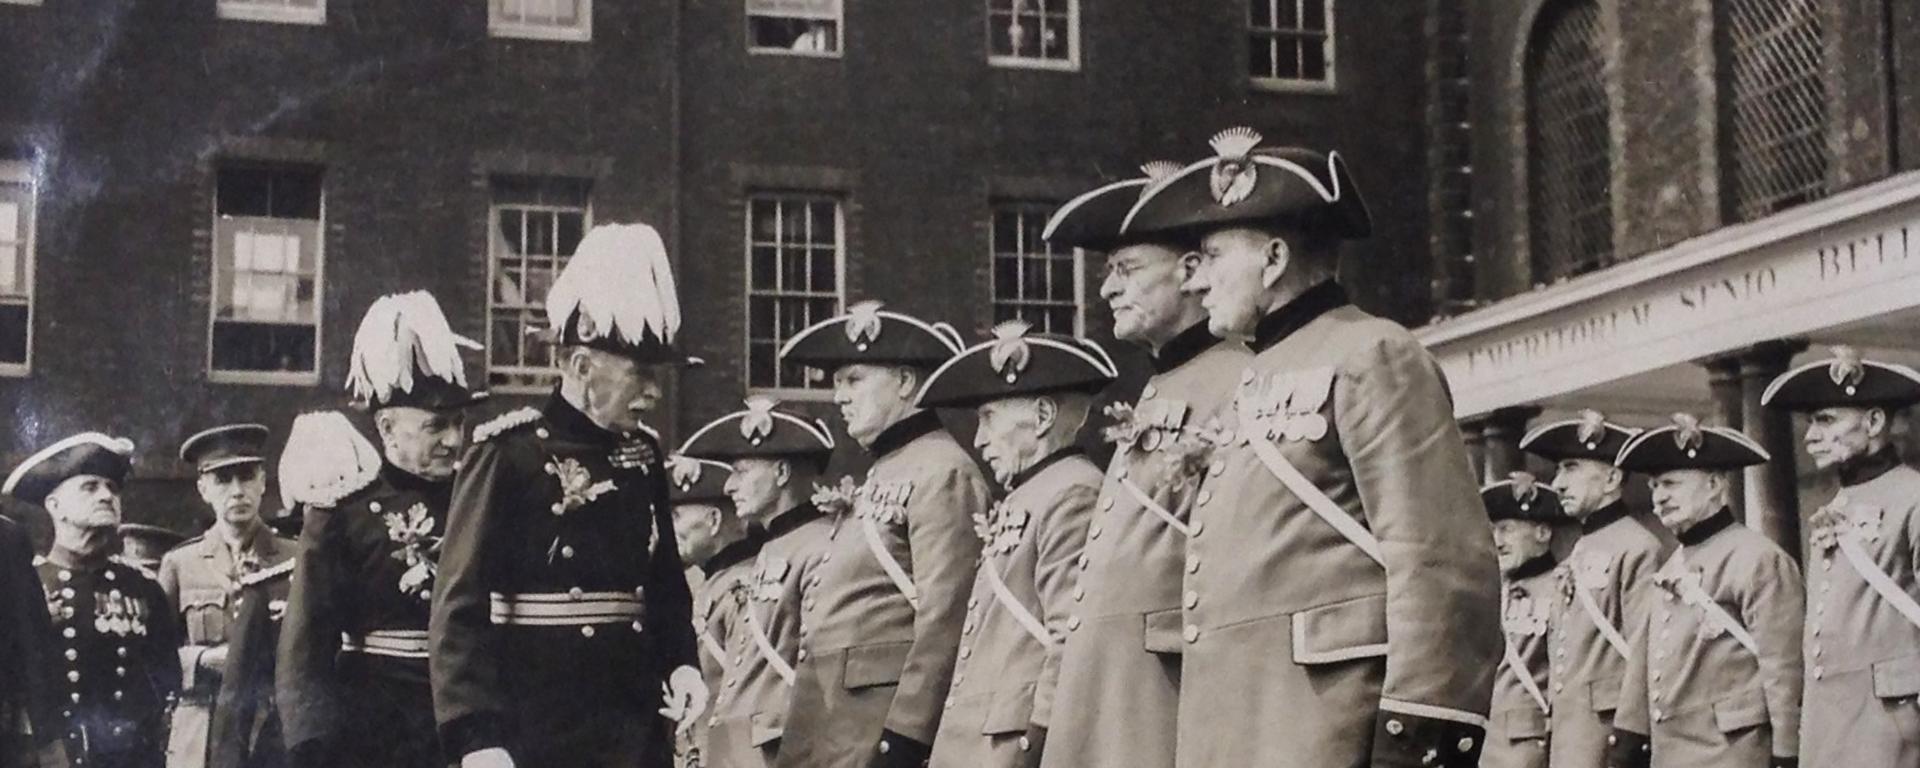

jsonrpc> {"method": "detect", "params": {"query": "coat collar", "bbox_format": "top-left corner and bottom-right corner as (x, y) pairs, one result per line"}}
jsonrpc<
(1837, 447), (1903, 488)
(868, 411), (944, 459)
(202, 523), (281, 560)
(1153, 321), (1221, 373)
(763, 502), (826, 539)
(1580, 500), (1630, 535)
(1507, 552), (1557, 581)
(1676, 508), (1737, 547)
(542, 390), (619, 446)
(1008, 446), (1084, 491)
(1251, 280), (1349, 353)
(705, 530), (764, 574)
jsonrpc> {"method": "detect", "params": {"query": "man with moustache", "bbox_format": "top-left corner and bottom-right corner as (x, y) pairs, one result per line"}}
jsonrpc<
(1609, 415), (1801, 768)
(159, 425), (295, 768)
(917, 322), (1115, 768)
(1124, 128), (1500, 768)
(9, 433), (182, 768)
(1038, 161), (1251, 768)
(667, 455), (756, 768)
(1762, 347), (1920, 767)
(1517, 410), (1665, 768)
(773, 300), (988, 768)
(431, 223), (706, 768)
(681, 397), (839, 768)
(1481, 474), (1561, 768)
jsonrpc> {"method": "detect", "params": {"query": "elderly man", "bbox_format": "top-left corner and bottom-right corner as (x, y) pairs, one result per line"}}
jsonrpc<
(681, 397), (839, 768)
(431, 224), (705, 768)
(1517, 410), (1665, 768)
(1763, 347), (1920, 768)
(159, 424), (295, 768)
(1123, 128), (1501, 768)
(1609, 415), (1802, 768)
(1038, 161), (1252, 768)
(1481, 474), (1561, 768)
(7, 433), (181, 768)
(773, 300), (988, 768)
(916, 322), (1115, 768)
(666, 455), (755, 768)
(276, 292), (488, 768)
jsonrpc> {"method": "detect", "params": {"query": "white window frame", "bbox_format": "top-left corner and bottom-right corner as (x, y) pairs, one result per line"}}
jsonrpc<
(745, 0), (844, 58)
(484, 180), (593, 394)
(990, 203), (1086, 336)
(207, 166), (326, 386)
(0, 0), (45, 7)
(986, 0), (1081, 72)
(489, 0), (593, 42)
(1248, 0), (1337, 94)
(744, 193), (847, 400)
(0, 160), (36, 376)
(216, 0), (326, 26)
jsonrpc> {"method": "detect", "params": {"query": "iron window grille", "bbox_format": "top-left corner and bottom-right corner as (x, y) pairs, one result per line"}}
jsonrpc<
(1720, 0), (1830, 223)
(1526, 0), (1613, 284)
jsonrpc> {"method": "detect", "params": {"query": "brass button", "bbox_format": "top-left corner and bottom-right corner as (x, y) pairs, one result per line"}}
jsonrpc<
(1386, 719), (1404, 736)
(1067, 616), (1082, 631)
(569, 587), (585, 599)
(1184, 591), (1199, 609)
(581, 626), (596, 638)
(1182, 625), (1200, 643)
(561, 546), (576, 559)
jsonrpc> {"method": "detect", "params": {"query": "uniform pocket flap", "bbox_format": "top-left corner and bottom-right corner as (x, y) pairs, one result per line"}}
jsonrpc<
(1588, 678), (1620, 713)
(1143, 608), (1184, 654)
(982, 682), (1036, 735)
(1873, 654), (1920, 699)
(1711, 688), (1769, 734)
(749, 711), (784, 747)
(1502, 706), (1549, 739)
(183, 589), (228, 609)
(841, 641), (912, 689)
(1290, 594), (1388, 665)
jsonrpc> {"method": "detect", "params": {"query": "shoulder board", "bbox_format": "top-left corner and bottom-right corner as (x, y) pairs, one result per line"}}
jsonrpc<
(241, 557), (296, 587)
(475, 407), (544, 443)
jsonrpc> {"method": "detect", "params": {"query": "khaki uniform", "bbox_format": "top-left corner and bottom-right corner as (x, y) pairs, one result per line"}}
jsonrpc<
(1546, 505), (1665, 768)
(775, 412), (990, 768)
(158, 528), (294, 768)
(1485, 560), (1554, 768)
(930, 451), (1100, 768)
(1799, 461), (1920, 768)
(687, 538), (763, 767)
(1177, 289), (1502, 768)
(1616, 513), (1803, 767)
(1042, 326), (1249, 768)
(708, 507), (834, 768)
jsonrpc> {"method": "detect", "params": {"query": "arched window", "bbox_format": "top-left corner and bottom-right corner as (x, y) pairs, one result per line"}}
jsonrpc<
(1526, 0), (1612, 283)
(1720, 0), (1828, 222)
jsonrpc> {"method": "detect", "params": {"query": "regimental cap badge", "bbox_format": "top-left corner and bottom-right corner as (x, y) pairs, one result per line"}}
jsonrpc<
(667, 453), (703, 491)
(1208, 127), (1264, 207)
(1669, 412), (1704, 456)
(1509, 471), (1539, 510)
(1139, 160), (1185, 184)
(844, 300), (885, 350)
(740, 395), (779, 445)
(1575, 409), (1608, 449)
(1828, 345), (1866, 394)
(988, 320), (1034, 384)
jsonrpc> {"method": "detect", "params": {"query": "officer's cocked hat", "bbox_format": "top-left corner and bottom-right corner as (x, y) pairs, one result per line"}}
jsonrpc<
(916, 320), (1120, 409)
(1481, 472), (1562, 524)
(666, 455), (733, 506)
(1043, 161), (1189, 251)
(545, 222), (702, 366)
(1761, 346), (1920, 411)
(1520, 409), (1640, 463)
(1614, 413), (1770, 473)
(4, 432), (135, 504)
(348, 291), (488, 412)
(1120, 128), (1372, 241)
(680, 396), (836, 465)
(779, 300), (965, 370)
(179, 424), (270, 474)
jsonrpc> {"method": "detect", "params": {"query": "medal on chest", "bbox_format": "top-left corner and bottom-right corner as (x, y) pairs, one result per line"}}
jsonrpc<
(973, 500), (1030, 556)
(92, 588), (151, 637)
(1810, 493), (1883, 553)
(1237, 366), (1334, 444)
(382, 501), (441, 601)
(855, 480), (913, 527)
(1503, 586), (1548, 638)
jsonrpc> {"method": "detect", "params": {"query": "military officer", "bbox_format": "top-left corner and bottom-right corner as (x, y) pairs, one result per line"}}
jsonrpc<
(204, 550), (295, 768)
(681, 397), (839, 767)
(431, 223), (706, 768)
(1761, 347), (1920, 767)
(667, 455), (758, 768)
(7, 433), (182, 768)
(1517, 410), (1666, 768)
(2, 511), (67, 768)
(1124, 127), (1502, 768)
(277, 292), (488, 768)
(159, 425), (295, 768)
(1482, 474), (1561, 768)
(773, 300), (989, 768)
(1609, 415), (1802, 768)
(1038, 162), (1252, 768)
(917, 322), (1115, 768)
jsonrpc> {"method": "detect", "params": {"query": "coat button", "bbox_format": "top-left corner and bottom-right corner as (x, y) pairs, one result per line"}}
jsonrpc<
(1190, 519), (1205, 536)
(569, 587), (585, 599)
(369, 501), (382, 513)
(67, 671), (79, 682)
(1187, 558), (1201, 574)
(1077, 554), (1091, 569)
(1101, 497), (1115, 511)
(1067, 616), (1082, 631)
(561, 546), (576, 559)
(1184, 591), (1199, 609)
(1197, 491), (1212, 505)
(631, 621), (644, 633)
(65, 649), (77, 661)
(959, 647), (971, 660)
(116, 647), (128, 658)
(1813, 665), (1824, 679)
(1019, 735), (1032, 751)
(1072, 587), (1084, 601)
(1182, 625), (1200, 643)
(1142, 385), (1158, 399)
(113, 690), (124, 701)
(536, 428), (551, 439)
(58, 569), (72, 582)
(1458, 737), (1474, 752)
(1088, 525), (1102, 540)
(1209, 462), (1226, 477)
(580, 626), (596, 638)
(1386, 719), (1404, 736)
(798, 649), (809, 661)
(878, 740), (892, 754)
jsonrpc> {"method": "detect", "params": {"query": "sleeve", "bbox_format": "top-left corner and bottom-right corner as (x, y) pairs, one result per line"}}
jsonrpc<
(275, 505), (347, 752)
(1029, 483), (1096, 728)
(429, 441), (513, 759)
(1333, 334), (1503, 765)
(209, 585), (274, 768)
(1, 522), (62, 749)
(144, 577), (186, 703)
(158, 552), (214, 693)
(883, 461), (989, 744)
(1612, 603), (1652, 736)
(1743, 549), (1804, 759)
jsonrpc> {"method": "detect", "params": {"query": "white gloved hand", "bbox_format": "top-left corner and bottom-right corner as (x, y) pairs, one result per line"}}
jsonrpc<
(657, 665), (710, 735)
(460, 747), (515, 768)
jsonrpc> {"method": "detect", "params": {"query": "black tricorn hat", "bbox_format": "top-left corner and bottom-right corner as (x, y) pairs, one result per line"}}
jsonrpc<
(1121, 128), (1372, 242)
(1615, 413), (1770, 473)
(4, 432), (136, 504)
(666, 455), (733, 506)
(179, 424), (269, 474)
(916, 321), (1119, 409)
(1520, 409), (1639, 464)
(779, 300), (965, 370)
(1043, 161), (1190, 251)
(1762, 346), (1920, 411)
(1481, 472), (1562, 524)
(680, 397), (837, 464)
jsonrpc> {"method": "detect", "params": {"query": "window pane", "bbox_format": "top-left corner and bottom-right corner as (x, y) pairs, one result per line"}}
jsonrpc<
(810, 248), (836, 292)
(0, 303), (24, 365)
(1301, 0), (1325, 31)
(745, 193), (843, 390)
(752, 246), (778, 290)
(1250, 0), (1272, 28)
(486, 176), (592, 387)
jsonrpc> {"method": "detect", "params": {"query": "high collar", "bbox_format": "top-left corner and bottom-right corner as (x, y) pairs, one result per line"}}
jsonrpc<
(764, 502), (826, 539)
(1009, 446), (1084, 491)
(542, 390), (620, 446)
(381, 462), (450, 495)
(1507, 553), (1557, 581)
(48, 541), (113, 571)
(705, 530), (763, 573)
(1676, 508), (1737, 547)
(1837, 447), (1903, 488)
(1252, 280), (1349, 353)
(868, 411), (943, 459)
(1581, 500), (1631, 535)
(1153, 321), (1220, 374)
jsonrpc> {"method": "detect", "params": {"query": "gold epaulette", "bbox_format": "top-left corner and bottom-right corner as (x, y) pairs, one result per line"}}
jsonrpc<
(475, 407), (544, 443)
(241, 557), (296, 587)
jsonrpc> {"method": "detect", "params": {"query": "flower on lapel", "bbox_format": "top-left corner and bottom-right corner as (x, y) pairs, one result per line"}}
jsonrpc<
(384, 503), (440, 599)
(1502, 588), (1548, 638)
(546, 457), (617, 516)
(811, 476), (860, 517)
(1809, 494), (1882, 552)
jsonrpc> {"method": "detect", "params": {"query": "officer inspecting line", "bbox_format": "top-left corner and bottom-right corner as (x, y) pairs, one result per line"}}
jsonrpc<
(2, 126), (1917, 768)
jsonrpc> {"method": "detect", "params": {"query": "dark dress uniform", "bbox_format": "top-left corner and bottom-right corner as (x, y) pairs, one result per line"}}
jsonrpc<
(157, 527), (294, 768)
(35, 549), (183, 768)
(2, 515), (64, 768)
(206, 559), (295, 768)
(430, 395), (700, 767)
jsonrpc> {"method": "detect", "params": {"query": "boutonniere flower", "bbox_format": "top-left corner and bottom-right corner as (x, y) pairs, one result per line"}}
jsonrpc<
(1810, 494), (1882, 552)
(811, 476), (860, 517)
(385, 502), (440, 599)
(546, 458), (617, 515)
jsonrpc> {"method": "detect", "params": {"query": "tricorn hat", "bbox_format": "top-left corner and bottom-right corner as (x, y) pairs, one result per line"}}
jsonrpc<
(916, 320), (1119, 408)
(545, 222), (701, 366)
(1614, 413), (1770, 473)
(1481, 472), (1562, 524)
(1761, 346), (1920, 411)
(779, 300), (965, 370)
(666, 455), (734, 506)
(1121, 127), (1372, 241)
(1043, 161), (1191, 251)
(179, 424), (270, 475)
(4, 432), (136, 504)
(1520, 409), (1640, 464)
(348, 291), (488, 411)
(681, 397), (837, 464)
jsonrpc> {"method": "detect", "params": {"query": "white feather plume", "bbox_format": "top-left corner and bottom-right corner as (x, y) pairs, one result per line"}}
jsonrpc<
(278, 411), (382, 510)
(347, 291), (480, 406)
(545, 223), (681, 349)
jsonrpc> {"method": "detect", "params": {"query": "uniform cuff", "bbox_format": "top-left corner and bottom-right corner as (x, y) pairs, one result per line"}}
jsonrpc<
(1371, 708), (1486, 768)
(1607, 728), (1651, 768)
(442, 713), (508, 760)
